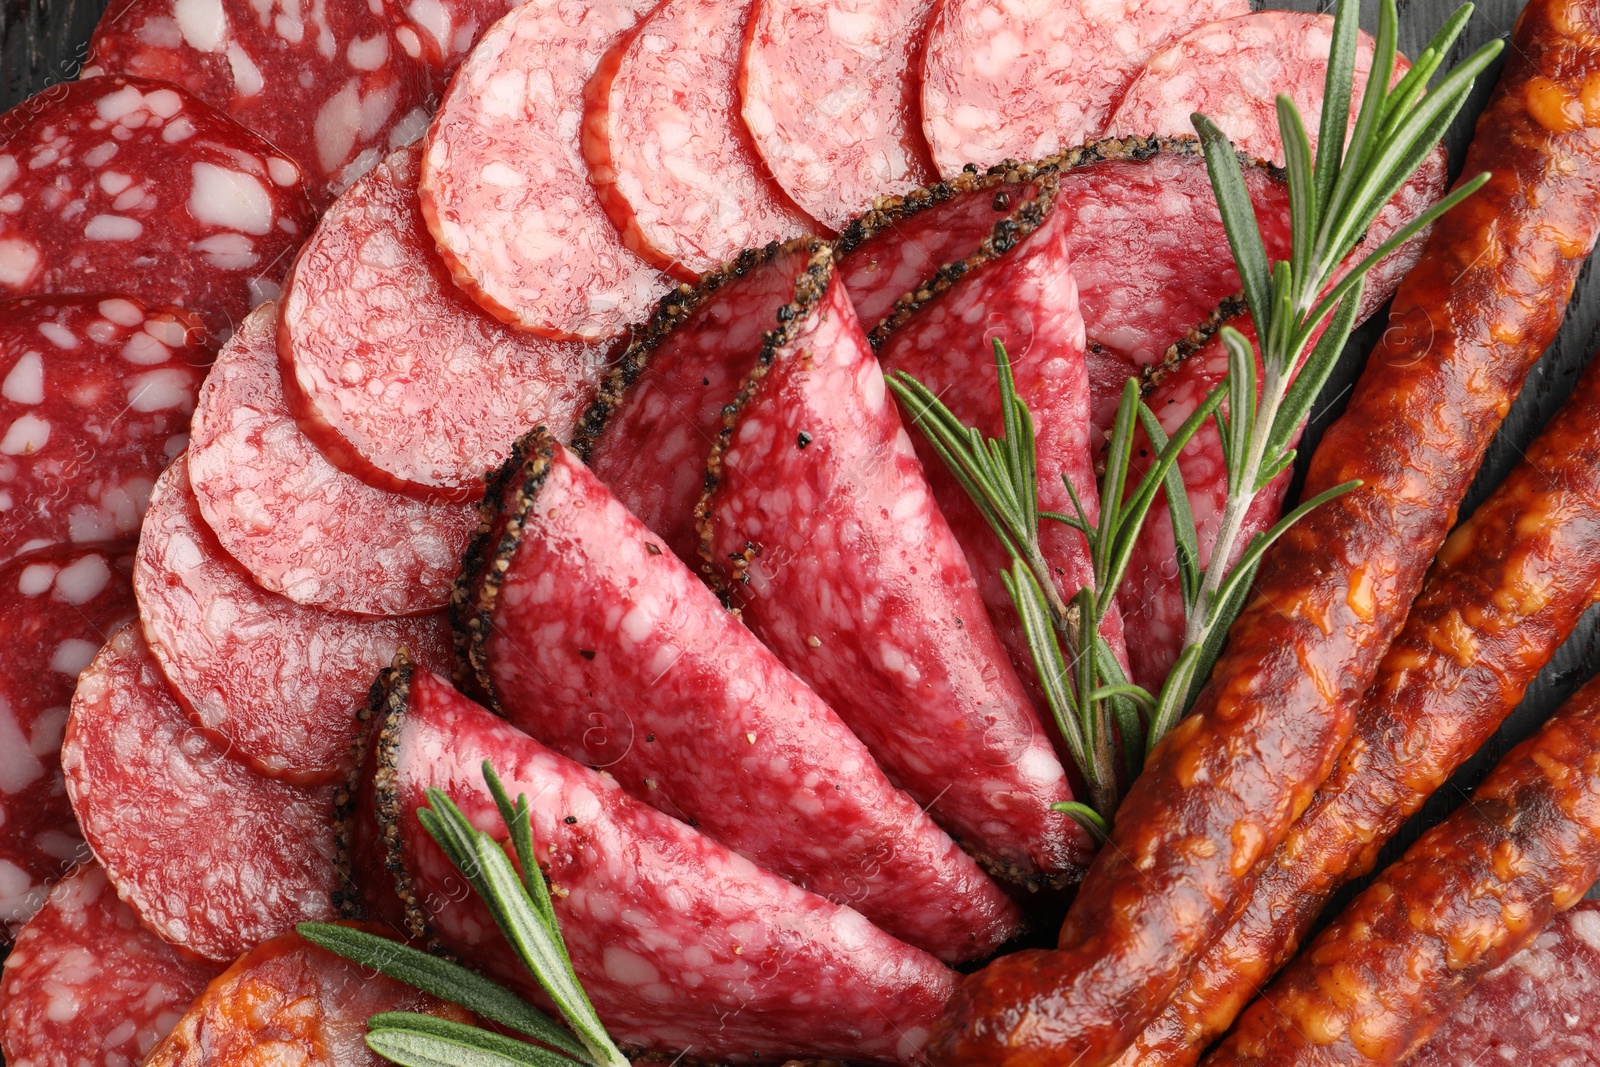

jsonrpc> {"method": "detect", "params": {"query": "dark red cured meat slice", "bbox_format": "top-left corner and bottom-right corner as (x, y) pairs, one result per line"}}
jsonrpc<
(739, 0), (940, 230)
(0, 77), (314, 341)
(354, 663), (958, 1064)
(420, 0), (671, 341)
(1409, 902), (1600, 1067)
(137, 454), (453, 784)
(144, 925), (470, 1066)
(574, 240), (827, 564)
(61, 624), (341, 960)
(191, 304), (478, 616)
(582, 0), (820, 276)
(699, 258), (1088, 886)
(0, 863), (223, 1067)
(282, 144), (611, 502)
(0, 545), (133, 941)
(919, 0), (1249, 175)
(84, 0), (436, 210)
(392, 0), (516, 75)
(0, 295), (206, 566)
(456, 430), (1022, 963)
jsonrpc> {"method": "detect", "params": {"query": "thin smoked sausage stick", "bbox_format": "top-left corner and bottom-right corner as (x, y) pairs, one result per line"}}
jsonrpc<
(926, 3), (1600, 1064)
(1205, 668), (1600, 1066)
(1118, 341), (1600, 1066)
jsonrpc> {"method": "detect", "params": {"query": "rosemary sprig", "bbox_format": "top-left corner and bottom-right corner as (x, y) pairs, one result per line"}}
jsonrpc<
(300, 761), (627, 1067)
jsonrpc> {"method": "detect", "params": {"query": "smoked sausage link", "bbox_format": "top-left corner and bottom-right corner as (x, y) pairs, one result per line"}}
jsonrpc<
(927, 2), (1600, 1063)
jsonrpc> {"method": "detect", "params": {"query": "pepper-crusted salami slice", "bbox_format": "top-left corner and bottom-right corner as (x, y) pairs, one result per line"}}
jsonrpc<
(0, 77), (314, 340)
(355, 663), (958, 1064)
(928, 3), (1600, 1062)
(191, 304), (478, 616)
(284, 144), (612, 501)
(0, 864), (223, 1067)
(739, 0), (940, 230)
(137, 455), (453, 783)
(143, 926), (470, 1066)
(1116, 343), (1600, 1067)
(61, 625), (341, 960)
(1408, 902), (1600, 1067)
(1208, 673), (1600, 1066)
(0, 545), (133, 940)
(582, 0), (820, 276)
(920, 0), (1249, 176)
(0, 295), (205, 566)
(699, 258), (1087, 886)
(420, 0), (670, 341)
(456, 430), (1021, 963)
(84, 0), (436, 210)
(574, 240), (827, 564)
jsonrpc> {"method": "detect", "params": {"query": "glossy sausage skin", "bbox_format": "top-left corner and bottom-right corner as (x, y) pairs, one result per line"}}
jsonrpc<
(926, 3), (1600, 1064)
(1206, 669), (1600, 1065)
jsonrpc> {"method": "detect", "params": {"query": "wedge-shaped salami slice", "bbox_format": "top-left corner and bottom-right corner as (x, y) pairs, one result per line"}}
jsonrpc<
(583, 0), (819, 275)
(0, 295), (205, 566)
(85, 0), (436, 209)
(0, 545), (133, 941)
(61, 625), (341, 960)
(283, 144), (612, 502)
(352, 663), (958, 1063)
(137, 455), (452, 783)
(144, 926), (469, 1066)
(421, 0), (670, 341)
(699, 258), (1087, 885)
(0, 77), (314, 340)
(740, 0), (939, 229)
(920, 0), (1249, 175)
(1, 863), (223, 1067)
(456, 430), (1021, 962)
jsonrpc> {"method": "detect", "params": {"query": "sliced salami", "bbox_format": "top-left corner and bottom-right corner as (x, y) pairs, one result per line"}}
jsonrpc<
(84, 0), (436, 209)
(583, 0), (820, 276)
(0, 77), (314, 340)
(0, 294), (206, 566)
(0, 545), (134, 940)
(740, 0), (939, 230)
(419, 0), (670, 341)
(920, 0), (1249, 175)
(574, 239), (828, 564)
(144, 925), (470, 1066)
(0, 863), (223, 1067)
(355, 662), (958, 1064)
(283, 144), (611, 501)
(137, 454), (453, 783)
(61, 625), (341, 960)
(699, 258), (1088, 885)
(456, 430), (1022, 963)
(393, 0), (517, 74)
(191, 303), (478, 615)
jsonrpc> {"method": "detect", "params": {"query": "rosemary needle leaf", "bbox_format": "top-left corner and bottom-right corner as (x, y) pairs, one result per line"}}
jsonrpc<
(1319, 0), (1397, 250)
(1099, 378), (1142, 549)
(1134, 401), (1202, 614)
(1279, 95), (1317, 288)
(483, 764), (551, 927)
(1194, 113), (1273, 340)
(1270, 279), (1365, 466)
(1051, 802), (1109, 843)
(1220, 327), (1257, 497)
(1004, 563), (1091, 778)
(367, 1013), (582, 1067)
(1313, 0), (1362, 212)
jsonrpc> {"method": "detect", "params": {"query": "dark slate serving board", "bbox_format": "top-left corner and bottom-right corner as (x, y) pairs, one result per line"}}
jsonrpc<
(0, 0), (1593, 935)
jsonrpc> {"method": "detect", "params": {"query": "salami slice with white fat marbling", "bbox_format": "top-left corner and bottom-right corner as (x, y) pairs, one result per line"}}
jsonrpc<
(0, 295), (206, 565)
(85, 0), (436, 209)
(283, 143), (611, 501)
(0, 77), (314, 340)
(137, 454), (453, 783)
(0, 863), (223, 1067)
(191, 304), (478, 616)
(351, 662), (958, 1064)
(420, 0), (670, 341)
(583, 0), (820, 276)
(0, 545), (132, 941)
(920, 0), (1249, 176)
(61, 624), (341, 961)
(699, 256), (1088, 886)
(456, 429), (1022, 963)
(393, 0), (516, 74)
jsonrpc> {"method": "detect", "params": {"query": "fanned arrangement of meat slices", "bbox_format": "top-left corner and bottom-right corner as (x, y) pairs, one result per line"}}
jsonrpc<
(3, 0), (1599, 1064)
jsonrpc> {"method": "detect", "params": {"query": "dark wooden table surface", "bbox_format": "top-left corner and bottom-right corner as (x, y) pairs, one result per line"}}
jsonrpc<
(0, 0), (1594, 919)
